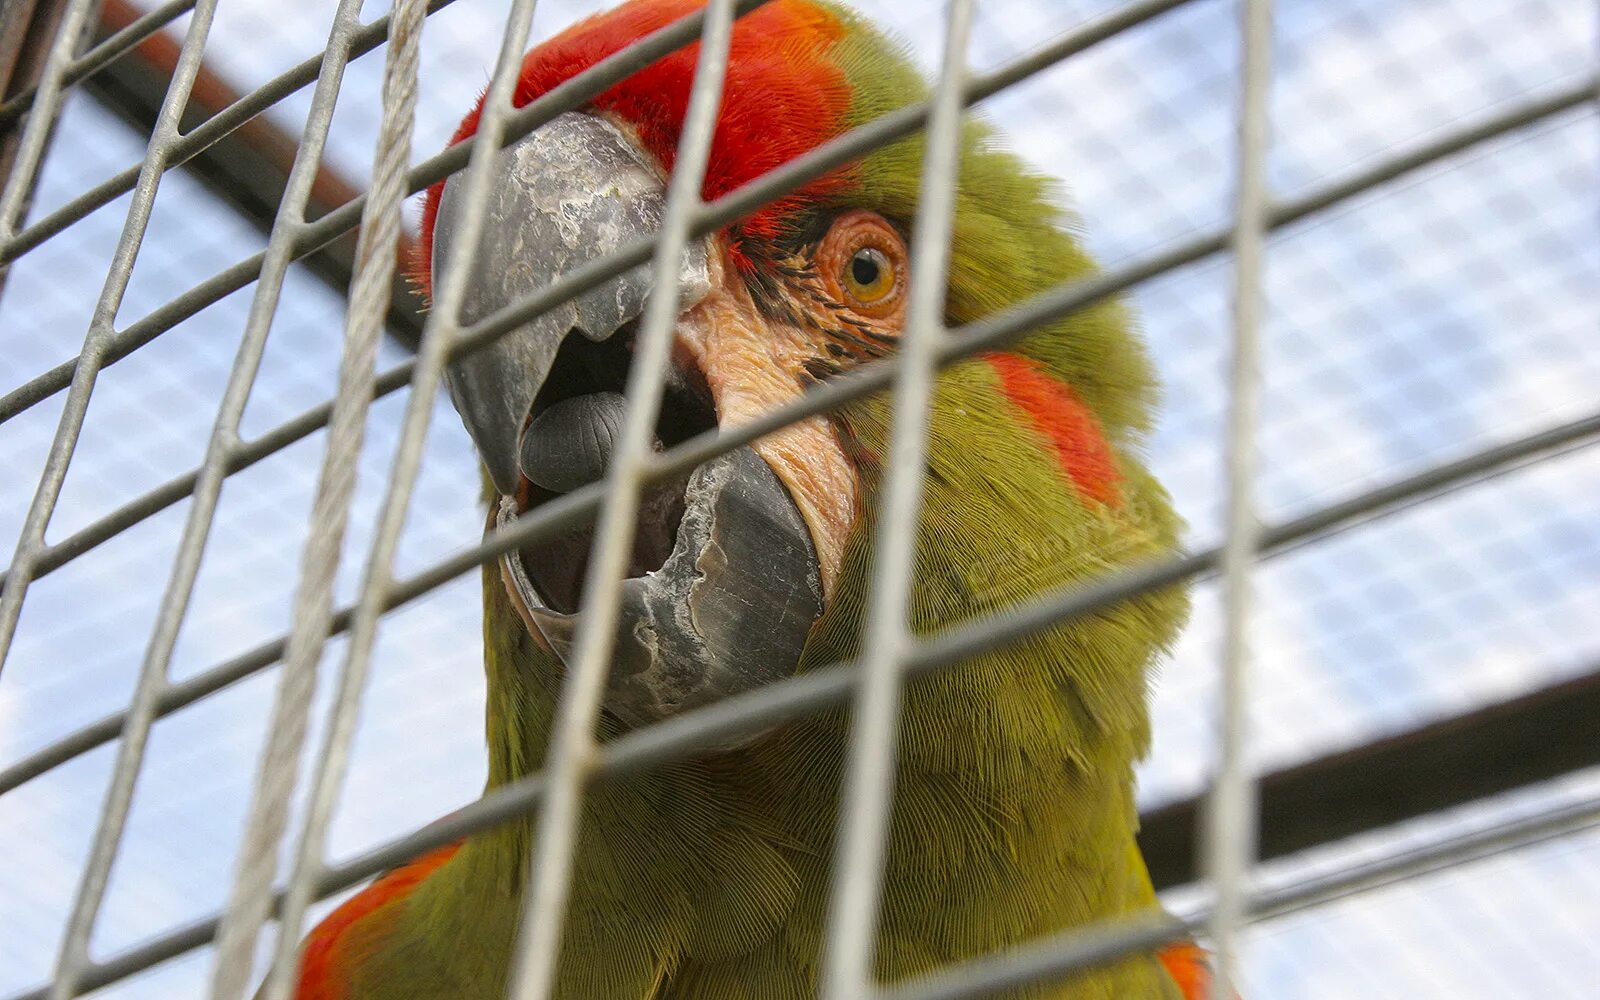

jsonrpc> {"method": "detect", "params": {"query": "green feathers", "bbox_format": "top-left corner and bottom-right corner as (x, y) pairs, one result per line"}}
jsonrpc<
(312, 3), (1193, 997)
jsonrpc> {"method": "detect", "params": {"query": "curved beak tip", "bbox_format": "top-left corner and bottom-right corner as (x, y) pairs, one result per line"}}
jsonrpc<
(438, 112), (821, 730)
(499, 445), (822, 729)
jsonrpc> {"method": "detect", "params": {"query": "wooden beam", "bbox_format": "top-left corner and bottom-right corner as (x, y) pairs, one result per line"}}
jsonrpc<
(1139, 666), (1600, 889)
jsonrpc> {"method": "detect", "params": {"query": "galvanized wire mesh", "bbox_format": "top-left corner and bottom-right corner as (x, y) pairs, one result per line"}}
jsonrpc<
(0, 0), (1596, 998)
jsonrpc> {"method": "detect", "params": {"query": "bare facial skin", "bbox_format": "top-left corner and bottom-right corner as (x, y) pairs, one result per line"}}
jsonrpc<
(503, 210), (908, 631)
(675, 247), (862, 598)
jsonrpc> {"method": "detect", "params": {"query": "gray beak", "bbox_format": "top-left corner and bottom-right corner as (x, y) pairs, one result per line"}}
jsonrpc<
(435, 111), (711, 495)
(434, 112), (823, 732)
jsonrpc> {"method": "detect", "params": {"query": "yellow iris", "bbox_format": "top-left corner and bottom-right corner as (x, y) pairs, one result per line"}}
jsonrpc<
(843, 246), (895, 303)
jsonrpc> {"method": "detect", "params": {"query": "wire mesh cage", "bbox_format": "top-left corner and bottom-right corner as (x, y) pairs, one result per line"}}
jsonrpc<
(0, 0), (1596, 998)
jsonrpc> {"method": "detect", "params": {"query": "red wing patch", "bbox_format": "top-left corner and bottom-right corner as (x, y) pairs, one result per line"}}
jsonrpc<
(293, 842), (464, 1000)
(1159, 941), (1239, 1000)
(985, 352), (1122, 508)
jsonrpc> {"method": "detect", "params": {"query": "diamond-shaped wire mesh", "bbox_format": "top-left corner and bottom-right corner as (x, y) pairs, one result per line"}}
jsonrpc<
(0, 0), (1596, 997)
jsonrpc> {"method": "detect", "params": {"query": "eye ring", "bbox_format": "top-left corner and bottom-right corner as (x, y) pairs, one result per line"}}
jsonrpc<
(816, 210), (907, 322)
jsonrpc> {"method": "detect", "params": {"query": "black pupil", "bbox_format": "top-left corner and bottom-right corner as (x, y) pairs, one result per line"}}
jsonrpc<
(850, 250), (881, 288)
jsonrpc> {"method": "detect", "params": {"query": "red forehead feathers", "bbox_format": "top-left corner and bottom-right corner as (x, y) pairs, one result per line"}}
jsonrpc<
(417, 0), (853, 291)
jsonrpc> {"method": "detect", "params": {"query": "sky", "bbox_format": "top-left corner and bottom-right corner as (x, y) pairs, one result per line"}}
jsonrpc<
(0, 0), (1597, 997)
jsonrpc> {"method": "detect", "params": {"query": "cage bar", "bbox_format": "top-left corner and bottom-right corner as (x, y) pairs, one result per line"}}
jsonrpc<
(1203, 0), (1273, 993)
(0, 2), (1595, 998)
(821, 2), (973, 996)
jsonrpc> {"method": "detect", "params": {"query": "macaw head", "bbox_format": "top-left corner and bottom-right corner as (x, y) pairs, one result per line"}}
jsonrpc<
(417, 0), (1187, 747)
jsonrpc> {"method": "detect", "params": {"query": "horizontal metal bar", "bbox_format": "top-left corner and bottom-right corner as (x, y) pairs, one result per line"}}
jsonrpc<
(3, 66), (1597, 788)
(0, 0), (1192, 423)
(1249, 790), (1600, 924)
(874, 792), (1600, 1000)
(0, 0), (772, 425)
(0, 1), (1587, 992)
(6, 399), (1595, 998)
(2, 55), (1589, 614)
(0, 0), (460, 270)
(76, 0), (424, 348)
(0, 0), (195, 126)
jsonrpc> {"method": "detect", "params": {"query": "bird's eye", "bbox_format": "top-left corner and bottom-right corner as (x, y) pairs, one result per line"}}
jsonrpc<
(815, 211), (907, 324)
(844, 247), (894, 303)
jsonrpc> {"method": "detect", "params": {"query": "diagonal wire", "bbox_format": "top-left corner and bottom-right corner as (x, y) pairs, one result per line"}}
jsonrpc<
(13, 774), (1596, 1000)
(1203, 0), (1272, 995)
(820, 1), (973, 997)
(1, 45), (1588, 608)
(503, 2), (736, 997)
(0, 0), (1587, 992)
(19, 0), (216, 990)
(21, 778), (1600, 1000)
(204, 1), (425, 998)
(5, 403), (1596, 1000)
(8, 411), (1597, 1000)
(247, 0), (545, 994)
(2, 72), (1592, 797)
(0, 0), (463, 270)
(0, 0), (111, 669)
(0, 0), (1175, 424)
(0, 0), (757, 380)
(0, 0), (99, 261)
(875, 791), (1600, 1000)
(35, 0), (369, 995)
(0, 0), (197, 125)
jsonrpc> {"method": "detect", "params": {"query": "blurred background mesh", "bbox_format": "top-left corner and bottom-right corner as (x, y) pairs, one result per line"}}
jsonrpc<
(0, 0), (1596, 996)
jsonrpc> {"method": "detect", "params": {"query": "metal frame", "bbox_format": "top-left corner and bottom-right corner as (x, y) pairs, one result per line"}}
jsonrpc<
(1204, 2), (1271, 993)
(0, 0), (81, 302)
(0, 0), (1596, 997)
(71, 0), (426, 349)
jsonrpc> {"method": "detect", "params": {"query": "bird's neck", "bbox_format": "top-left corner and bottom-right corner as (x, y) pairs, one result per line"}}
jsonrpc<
(462, 564), (1175, 996)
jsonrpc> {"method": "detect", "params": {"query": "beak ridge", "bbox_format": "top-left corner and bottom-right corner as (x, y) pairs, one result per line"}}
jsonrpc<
(433, 111), (712, 494)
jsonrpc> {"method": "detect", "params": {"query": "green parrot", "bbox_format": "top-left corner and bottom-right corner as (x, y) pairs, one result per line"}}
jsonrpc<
(289, 1), (1200, 997)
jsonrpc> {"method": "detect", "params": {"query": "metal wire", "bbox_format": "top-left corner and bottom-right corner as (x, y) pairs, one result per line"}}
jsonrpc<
(1, 1), (1596, 998)
(0, 0), (462, 271)
(205, 2), (425, 998)
(821, 1), (973, 996)
(252, 0), (542, 991)
(0, 0), (196, 126)
(0, 0), (1185, 424)
(13, 0), (222, 991)
(1203, 0), (1272, 994)
(503, 2), (736, 995)
(873, 792), (1600, 1000)
(1, 48), (1589, 606)
(4, 11), (1577, 677)
(1, 68), (1592, 803)
(8, 386), (1595, 1000)
(0, 0), (99, 261)
(35, 0), (383, 992)
(0, 0), (768, 423)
